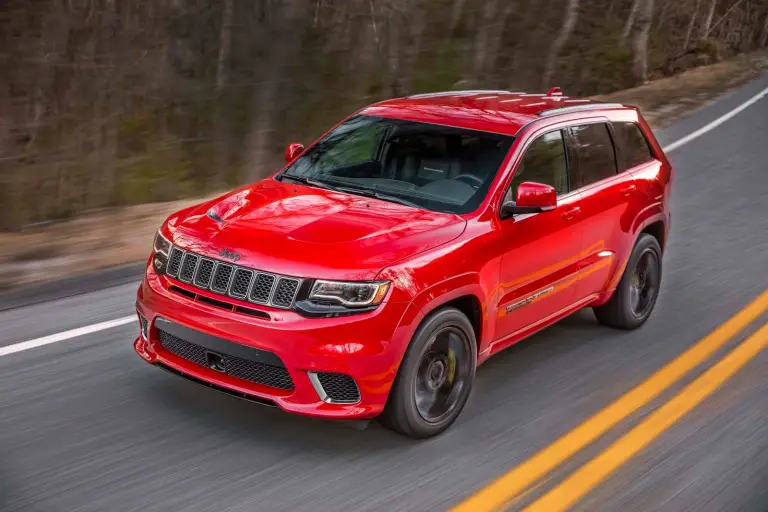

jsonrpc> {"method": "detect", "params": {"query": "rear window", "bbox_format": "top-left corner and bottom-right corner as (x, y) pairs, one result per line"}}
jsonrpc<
(615, 122), (654, 169)
(569, 123), (617, 189)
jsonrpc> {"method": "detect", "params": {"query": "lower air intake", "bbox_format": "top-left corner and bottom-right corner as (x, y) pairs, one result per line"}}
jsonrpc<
(314, 372), (361, 403)
(158, 329), (294, 390)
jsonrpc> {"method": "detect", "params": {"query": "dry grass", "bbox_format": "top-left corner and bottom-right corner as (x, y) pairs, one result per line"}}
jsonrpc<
(0, 195), (217, 289)
(2, 50), (767, 290)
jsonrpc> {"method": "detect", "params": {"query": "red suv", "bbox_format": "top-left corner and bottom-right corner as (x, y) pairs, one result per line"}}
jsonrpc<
(134, 89), (672, 438)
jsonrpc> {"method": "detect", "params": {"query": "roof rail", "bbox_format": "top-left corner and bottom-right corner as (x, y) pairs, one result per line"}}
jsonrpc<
(407, 89), (512, 99)
(537, 103), (624, 116)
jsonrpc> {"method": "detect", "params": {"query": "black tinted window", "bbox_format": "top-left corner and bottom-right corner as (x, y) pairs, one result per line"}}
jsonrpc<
(615, 122), (653, 168)
(508, 130), (568, 199)
(569, 123), (617, 188)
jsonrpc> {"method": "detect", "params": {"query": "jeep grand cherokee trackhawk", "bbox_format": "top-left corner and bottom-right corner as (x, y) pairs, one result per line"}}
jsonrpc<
(134, 89), (672, 439)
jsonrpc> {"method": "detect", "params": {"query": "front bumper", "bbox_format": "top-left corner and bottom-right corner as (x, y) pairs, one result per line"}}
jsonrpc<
(134, 265), (419, 420)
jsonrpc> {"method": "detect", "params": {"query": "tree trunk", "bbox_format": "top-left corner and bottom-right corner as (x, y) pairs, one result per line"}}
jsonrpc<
(214, 0), (235, 184)
(449, 0), (467, 33)
(631, 0), (655, 84)
(762, 11), (768, 47)
(701, 0), (718, 38)
(542, 0), (580, 89)
(216, 0), (234, 92)
(471, 0), (499, 84)
(244, 0), (304, 182)
(621, 0), (641, 43)
(386, 6), (402, 96)
(683, 0), (701, 49)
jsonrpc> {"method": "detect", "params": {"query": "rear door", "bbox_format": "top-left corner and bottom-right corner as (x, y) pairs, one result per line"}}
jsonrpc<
(566, 121), (642, 301)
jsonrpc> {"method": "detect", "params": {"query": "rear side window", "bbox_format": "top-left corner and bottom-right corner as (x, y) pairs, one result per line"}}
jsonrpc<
(509, 130), (569, 197)
(569, 123), (617, 189)
(615, 122), (654, 168)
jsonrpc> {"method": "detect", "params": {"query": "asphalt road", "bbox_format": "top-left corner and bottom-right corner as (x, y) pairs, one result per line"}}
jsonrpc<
(2, 75), (768, 512)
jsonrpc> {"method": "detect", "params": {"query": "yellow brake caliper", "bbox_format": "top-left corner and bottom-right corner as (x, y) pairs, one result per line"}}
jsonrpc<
(447, 349), (456, 386)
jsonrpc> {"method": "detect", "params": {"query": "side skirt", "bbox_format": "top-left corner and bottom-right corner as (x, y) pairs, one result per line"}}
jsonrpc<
(482, 294), (599, 361)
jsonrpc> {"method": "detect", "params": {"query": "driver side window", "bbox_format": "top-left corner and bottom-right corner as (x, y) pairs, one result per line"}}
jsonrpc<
(506, 130), (568, 202)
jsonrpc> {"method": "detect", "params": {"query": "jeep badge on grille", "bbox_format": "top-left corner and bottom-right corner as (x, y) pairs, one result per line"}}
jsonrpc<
(218, 248), (241, 262)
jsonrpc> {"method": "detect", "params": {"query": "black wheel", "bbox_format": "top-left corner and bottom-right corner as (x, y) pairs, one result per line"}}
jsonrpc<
(594, 234), (662, 330)
(379, 307), (476, 439)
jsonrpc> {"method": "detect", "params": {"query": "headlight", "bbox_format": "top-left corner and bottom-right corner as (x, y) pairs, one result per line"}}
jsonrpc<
(152, 229), (172, 274)
(309, 280), (390, 308)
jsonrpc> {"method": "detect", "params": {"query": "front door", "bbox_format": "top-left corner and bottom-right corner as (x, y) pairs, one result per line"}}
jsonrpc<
(492, 129), (584, 354)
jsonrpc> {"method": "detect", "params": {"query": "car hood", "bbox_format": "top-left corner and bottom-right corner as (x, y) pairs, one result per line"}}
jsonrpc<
(166, 179), (467, 280)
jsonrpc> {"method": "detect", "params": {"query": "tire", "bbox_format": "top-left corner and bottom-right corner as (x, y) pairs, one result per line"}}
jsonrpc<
(594, 233), (662, 330)
(379, 307), (477, 439)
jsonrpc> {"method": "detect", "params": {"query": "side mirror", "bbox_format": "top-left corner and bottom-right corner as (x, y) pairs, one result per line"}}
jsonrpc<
(500, 182), (557, 219)
(284, 142), (305, 163)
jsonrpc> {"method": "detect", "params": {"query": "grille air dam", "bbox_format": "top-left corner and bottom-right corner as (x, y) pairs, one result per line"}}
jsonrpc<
(155, 318), (293, 391)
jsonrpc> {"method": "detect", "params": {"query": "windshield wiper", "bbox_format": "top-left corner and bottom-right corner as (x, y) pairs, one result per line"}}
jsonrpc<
(280, 174), (337, 191)
(334, 186), (423, 210)
(282, 175), (421, 209)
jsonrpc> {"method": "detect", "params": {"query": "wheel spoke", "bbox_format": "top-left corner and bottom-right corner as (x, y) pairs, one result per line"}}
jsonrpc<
(630, 249), (659, 318)
(413, 325), (472, 424)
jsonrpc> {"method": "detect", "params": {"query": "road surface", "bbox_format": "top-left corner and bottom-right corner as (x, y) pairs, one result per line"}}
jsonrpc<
(1, 75), (767, 512)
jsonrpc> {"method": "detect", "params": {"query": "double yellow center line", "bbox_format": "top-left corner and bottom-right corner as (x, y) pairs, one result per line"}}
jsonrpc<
(451, 288), (768, 512)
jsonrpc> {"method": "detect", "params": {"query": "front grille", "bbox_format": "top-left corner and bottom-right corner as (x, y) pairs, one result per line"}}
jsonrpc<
(158, 329), (294, 390)
(316, 373), (360, 403)
(162, 244), (302, 309)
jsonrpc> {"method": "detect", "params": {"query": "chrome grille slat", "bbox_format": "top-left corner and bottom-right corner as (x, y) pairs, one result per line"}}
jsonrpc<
(164, 244), (301, 310)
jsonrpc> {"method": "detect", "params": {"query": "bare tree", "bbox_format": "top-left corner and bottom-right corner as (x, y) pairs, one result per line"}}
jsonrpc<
(244, 0), (305, 181)
(542, 0), (580, 89)
(213, 0), (235, 182)
(762, 10), (768, 47)
(4, 0), (768, 230)
(701, 0), (718, 38)
(631, 0), (655, 83)
(684, 0), (702, 49)
(621, 0), (641, 43)
(450, 0), (467, 33)
(471, 0), (499, 83)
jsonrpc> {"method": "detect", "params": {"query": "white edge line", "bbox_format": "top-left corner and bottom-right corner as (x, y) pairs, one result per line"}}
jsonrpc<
(0, 316), (136, 357)
(662, 86), (768, 153)
(2, 84), (767, 358)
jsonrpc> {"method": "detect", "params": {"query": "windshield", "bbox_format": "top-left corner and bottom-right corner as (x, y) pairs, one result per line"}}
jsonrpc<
(278, 115), (514, 214)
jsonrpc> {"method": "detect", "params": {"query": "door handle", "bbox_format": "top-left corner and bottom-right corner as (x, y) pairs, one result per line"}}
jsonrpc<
(620, 183), (637, 196)
(561, 206), (581, 220)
